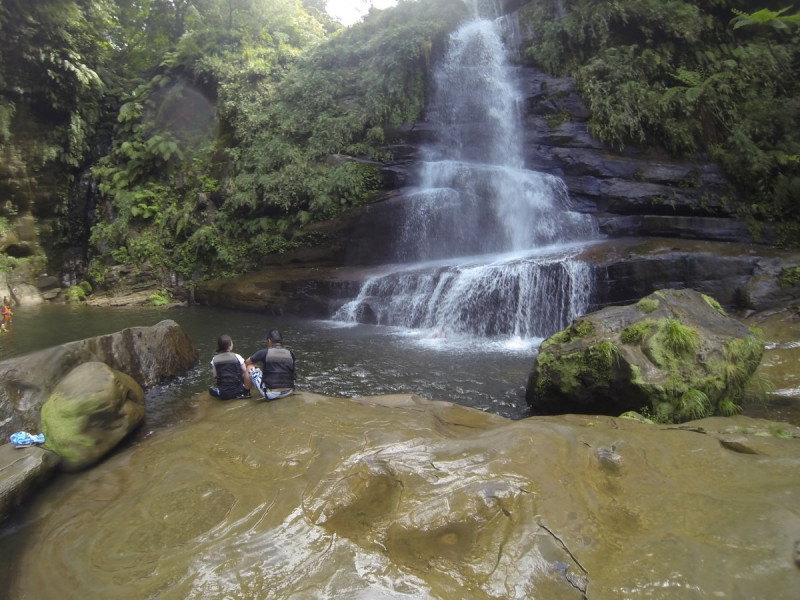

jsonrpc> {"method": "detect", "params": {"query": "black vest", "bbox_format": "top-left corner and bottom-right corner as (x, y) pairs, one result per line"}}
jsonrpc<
(212, 352), (245, 399)
(262, 346), (296, 389)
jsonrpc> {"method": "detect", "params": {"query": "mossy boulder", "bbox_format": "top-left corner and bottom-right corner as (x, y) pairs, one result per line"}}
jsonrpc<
(40, 362), (145, 471)
(526, 289), (764, 423)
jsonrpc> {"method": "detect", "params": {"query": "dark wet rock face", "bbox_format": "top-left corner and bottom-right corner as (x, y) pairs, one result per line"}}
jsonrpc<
(518, 70), (744, 238)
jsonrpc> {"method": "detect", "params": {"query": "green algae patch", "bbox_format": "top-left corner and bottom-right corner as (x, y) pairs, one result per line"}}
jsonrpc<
(702, 293), (727, 316)
(41, 362), (145, 471)
(541, 319), (594, 350)
(527, 289), (766, 424)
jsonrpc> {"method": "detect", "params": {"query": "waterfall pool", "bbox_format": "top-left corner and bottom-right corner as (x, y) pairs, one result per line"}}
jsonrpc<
(1, 303), (539, 424)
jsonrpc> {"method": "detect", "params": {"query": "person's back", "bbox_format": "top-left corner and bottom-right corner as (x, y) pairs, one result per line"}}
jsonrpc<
(210, 334), (250, 400)
(260, 344), (295, 389)
(245, 329), (296, 400)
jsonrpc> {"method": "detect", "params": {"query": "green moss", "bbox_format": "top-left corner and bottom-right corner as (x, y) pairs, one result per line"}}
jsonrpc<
(542, 319), (594, 348)
(619, 411), (654, 424)
(777, 266), (800, 287)
(636, 297), (659, 313)
(148, 289), (170, 306)
(534, 347), (601, 397)
(769, 425), (794, 440)
(662, 318), (699, 356)
(592, 341), (619, 369)
(573, 320), (594, 338)
(701, 293), (726, 316)
(40, 394), (96, 462)
(621, 321), (653, 344)
(543, 330), (570, 347)
(79, 280), (93, 294)
(629, 364), (644, 386)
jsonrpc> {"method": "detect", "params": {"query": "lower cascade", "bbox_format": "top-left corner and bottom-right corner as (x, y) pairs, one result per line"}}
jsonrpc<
(335, 247), (592, 339)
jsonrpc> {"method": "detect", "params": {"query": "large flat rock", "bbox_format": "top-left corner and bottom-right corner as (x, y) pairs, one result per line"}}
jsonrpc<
(0, 392), (797, 599)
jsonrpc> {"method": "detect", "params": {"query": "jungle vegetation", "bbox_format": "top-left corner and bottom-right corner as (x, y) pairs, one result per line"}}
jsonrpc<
(0, 0), (797, 289)
(520, 0), (800, 245)
(0, 0), (464, 285)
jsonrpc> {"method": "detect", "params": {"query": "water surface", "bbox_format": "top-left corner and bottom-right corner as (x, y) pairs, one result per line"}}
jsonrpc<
(1, 303), (538, 423)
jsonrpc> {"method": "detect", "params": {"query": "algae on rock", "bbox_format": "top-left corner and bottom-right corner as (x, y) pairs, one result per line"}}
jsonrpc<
(526, 289), (765, 423)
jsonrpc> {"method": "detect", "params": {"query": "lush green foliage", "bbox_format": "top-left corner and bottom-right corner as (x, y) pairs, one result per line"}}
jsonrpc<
(520, 0), (800, 245)
(1, 0), (464, 286)
(89, 0), (463, 283)
(636, 297), (659, 313)
(0, 0), (111, 227)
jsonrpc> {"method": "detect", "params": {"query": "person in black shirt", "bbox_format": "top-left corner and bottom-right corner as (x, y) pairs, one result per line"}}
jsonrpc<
(245, 329), (296, 400)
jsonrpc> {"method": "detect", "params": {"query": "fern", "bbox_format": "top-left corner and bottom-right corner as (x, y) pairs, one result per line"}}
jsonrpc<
(731, 8), (800, 31)
(678, 389), (711, 420)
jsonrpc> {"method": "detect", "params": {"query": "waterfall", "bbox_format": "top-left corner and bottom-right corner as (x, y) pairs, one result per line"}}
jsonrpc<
(336, 8), (597, 340)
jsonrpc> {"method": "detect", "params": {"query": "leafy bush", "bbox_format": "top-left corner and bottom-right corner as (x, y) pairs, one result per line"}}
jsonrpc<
(85, 0), (465, 286)
(64, 285), (86, 303)
(148, 289), (170, 306)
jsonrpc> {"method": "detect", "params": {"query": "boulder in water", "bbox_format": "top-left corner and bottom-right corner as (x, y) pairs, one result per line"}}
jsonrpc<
(0, 319), (197, 439)
(40, 362), (144, 471)
(526, 288), (764, 422)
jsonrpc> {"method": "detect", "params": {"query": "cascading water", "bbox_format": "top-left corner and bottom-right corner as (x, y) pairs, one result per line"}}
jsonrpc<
(336, 4), (597, 341)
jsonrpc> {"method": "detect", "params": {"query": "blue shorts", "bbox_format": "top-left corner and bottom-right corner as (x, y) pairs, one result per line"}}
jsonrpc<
(249, 368), (294, 400)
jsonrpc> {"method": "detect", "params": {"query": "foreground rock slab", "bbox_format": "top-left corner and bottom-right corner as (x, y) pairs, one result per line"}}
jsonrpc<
(0, 393), (797, 599)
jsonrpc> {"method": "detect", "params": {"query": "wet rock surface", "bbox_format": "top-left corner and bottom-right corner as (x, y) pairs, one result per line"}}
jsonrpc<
(0, 393), (797, 599)
(0, 319), (197, 439)
(195, 237), (800, 323)
(0, 444), (60, 523)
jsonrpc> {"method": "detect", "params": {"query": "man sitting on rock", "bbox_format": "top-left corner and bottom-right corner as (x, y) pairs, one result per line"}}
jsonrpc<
(245, 329), (296, 401)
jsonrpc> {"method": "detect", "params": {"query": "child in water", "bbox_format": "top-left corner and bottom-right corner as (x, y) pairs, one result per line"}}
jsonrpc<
(1, 297), (12, 329)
